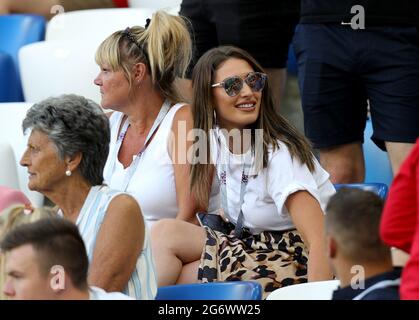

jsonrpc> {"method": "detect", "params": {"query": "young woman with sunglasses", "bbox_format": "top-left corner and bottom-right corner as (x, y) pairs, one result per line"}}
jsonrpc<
(151, 46), (334, 298)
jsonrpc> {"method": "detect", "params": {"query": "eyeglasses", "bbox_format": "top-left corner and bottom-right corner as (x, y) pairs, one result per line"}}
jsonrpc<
(211, 72), (267, 97)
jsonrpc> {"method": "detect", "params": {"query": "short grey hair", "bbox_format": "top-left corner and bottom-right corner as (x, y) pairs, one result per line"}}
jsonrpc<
(325, 188), (388, 262)
(22, 94), (110, 186)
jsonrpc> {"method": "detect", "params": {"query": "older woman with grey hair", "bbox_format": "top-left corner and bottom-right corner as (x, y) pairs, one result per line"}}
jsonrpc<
(19, 94), (157, 300)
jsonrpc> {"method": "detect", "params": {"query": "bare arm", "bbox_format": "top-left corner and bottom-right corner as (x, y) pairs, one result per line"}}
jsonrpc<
(286, 190), (333, 281)
(88, 194), (144, 292)
(170, 104), (199, 225)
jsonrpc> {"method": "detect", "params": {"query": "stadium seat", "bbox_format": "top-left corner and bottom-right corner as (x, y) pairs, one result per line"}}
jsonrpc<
(0, 51), (21, 102)
(287, 44), (298, 76)
(0, 143), (20, 190)
(19, 40), (102, 103)
(129, 0), (181, 14)
(45, 8), (155, 43)
(363, 118), (393, 187)
(334, 183), (388, 199)
(0, 14), (46, 101)
(266, 280), (340, 300)
(155, 281), (263, 300)
(21, 8), (155, 103)
(0, 103), (44, 207)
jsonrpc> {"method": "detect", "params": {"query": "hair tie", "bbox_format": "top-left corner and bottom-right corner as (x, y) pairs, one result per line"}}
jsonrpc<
(122, 27), (139, 47)
(145, 18), (151, 29)
(122, 27), (150, 64)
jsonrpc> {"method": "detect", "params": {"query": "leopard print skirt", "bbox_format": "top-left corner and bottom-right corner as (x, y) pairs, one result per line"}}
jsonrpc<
(198, 227), (309, 299)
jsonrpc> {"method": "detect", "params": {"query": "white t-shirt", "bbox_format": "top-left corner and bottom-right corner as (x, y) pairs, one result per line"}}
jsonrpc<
(89, 286), (134, 300)
(211, 129), (335, 234)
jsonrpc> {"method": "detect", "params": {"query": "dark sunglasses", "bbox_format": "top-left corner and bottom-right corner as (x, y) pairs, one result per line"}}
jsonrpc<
(211, 72), (267, 97)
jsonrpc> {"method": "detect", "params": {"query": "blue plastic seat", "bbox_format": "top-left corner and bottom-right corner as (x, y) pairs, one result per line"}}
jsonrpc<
(287, 44), (298, 76)
(0, 51), (21, 102)
(0, 14), (46, 101)
(155, 281), (263, 300)
(334, 183), (388, 199)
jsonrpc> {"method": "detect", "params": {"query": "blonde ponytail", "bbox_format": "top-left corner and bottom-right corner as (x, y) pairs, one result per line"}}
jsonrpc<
(142, 10), (192, 102)
(145, 11), (191, 79)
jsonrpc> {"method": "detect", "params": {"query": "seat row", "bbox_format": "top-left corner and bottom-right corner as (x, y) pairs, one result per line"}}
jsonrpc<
(0, 2), (182, 103)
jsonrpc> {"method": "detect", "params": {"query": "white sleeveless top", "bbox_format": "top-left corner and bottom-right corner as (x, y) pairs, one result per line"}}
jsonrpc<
(104, 103), (220, 228)
(59, 185), (157, 300)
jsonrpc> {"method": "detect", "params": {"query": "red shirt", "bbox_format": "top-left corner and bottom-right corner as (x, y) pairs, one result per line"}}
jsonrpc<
(113, 0), (129, 8)
(380, 139), (419, 299)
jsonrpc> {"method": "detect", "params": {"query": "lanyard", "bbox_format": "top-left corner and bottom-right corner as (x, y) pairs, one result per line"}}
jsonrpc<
(217, 131), (252, 237)
(106, 99), (171, 192)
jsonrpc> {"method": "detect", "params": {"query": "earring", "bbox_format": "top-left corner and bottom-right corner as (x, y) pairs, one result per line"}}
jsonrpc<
(65, 170), (72, 177)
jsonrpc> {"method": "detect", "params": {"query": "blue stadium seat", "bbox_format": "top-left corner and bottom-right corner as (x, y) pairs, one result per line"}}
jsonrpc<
(334, 183), (388, 199)
(287, 44), (298, 76)
(363, 119), (393, 187)
(0, 14), (46, 101)
(155, 281), (263, 300)
(0, 51), (21, 102)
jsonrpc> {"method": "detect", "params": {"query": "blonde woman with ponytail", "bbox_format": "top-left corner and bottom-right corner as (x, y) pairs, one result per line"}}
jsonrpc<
(0, 205), (55, 300)
(95, 10), (213, 228)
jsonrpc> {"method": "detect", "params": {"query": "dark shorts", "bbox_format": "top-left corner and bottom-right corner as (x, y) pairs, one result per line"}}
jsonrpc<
(180, 0), (300, 73)
(293, 24), (419, 150)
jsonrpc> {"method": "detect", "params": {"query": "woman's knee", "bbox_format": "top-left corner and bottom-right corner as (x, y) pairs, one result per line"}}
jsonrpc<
(151, 218), (206, 256)
(152, 219), (177, 243)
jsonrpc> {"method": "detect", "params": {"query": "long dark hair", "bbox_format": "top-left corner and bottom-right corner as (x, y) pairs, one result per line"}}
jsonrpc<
(190, 46), (315, 208)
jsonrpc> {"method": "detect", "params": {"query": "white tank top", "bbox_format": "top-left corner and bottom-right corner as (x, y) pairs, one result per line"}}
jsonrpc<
(104, 103), (184, 228)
